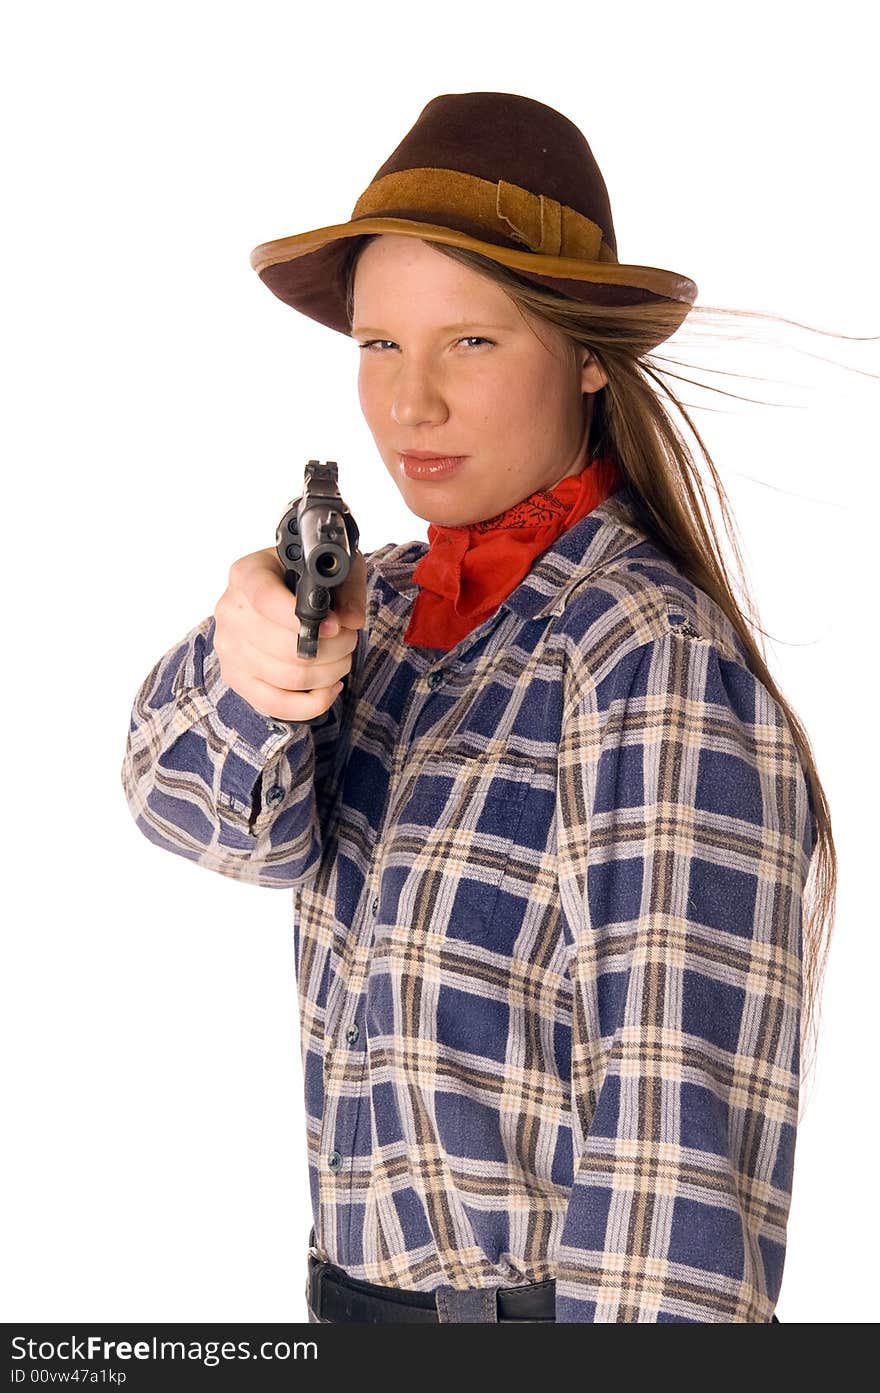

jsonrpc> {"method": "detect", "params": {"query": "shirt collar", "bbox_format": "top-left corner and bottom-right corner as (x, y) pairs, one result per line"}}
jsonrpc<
(371, 483), (649, 621)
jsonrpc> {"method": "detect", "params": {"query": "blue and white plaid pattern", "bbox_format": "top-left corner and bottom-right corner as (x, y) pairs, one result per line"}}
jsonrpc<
(121, 484), (815, 1321)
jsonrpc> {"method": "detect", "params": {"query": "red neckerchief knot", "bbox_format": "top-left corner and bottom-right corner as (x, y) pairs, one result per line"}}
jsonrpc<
(404, 454), (624, 650)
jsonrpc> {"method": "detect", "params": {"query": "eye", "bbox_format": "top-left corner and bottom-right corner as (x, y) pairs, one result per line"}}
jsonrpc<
(356, 337), (494, 352)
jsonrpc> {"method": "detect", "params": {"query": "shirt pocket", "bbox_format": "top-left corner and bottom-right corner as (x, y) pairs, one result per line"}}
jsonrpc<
(378, 738), (536, 936)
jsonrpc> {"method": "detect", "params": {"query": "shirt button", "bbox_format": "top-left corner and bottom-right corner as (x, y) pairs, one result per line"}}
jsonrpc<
(345, 1022), (359, 1045)
(427, 671), (443, 689)
(267, 719), (288, 734)
(265, 783), (284, 806)
(327, 1150), (342, 1171)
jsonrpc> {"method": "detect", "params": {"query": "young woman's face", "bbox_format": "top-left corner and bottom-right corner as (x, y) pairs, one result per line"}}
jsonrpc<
(351, 234), (608, 527)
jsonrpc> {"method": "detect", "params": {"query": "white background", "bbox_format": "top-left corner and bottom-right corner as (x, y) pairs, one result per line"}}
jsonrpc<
(3, 0), (877, 1323)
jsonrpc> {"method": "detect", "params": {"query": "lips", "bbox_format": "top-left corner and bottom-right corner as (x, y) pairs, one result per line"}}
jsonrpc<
(398, 450), (464, 459)
(400, 452), (467, 480)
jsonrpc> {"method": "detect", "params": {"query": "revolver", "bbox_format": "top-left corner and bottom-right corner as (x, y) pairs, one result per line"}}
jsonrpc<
(275, 459), (360, 721)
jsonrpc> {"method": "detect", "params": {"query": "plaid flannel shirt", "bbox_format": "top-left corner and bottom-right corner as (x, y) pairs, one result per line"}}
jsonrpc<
(120, 484), (816, 1321)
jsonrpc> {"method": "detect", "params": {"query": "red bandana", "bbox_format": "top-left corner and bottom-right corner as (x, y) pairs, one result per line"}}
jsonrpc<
(404, 454), (624, 650)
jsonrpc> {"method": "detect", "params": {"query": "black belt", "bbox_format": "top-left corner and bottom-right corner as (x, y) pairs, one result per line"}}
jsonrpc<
(306, 1249), (555, 1323)
(306, 1245), (781, 1324)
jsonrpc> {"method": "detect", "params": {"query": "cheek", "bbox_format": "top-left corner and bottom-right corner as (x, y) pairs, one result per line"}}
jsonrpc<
(356, 368), (372, 411)
(458, 368), (522, 423)
(485, 363), (549, 414)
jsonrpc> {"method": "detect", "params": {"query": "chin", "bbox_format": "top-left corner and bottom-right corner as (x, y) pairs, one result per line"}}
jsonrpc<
(391, 483), (476, 525)
(408, 505), (472, 529)
(423, 496), (489, 524)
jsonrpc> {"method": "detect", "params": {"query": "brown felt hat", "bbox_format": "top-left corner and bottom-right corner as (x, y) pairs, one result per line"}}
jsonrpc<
(249, 91), (697, 351)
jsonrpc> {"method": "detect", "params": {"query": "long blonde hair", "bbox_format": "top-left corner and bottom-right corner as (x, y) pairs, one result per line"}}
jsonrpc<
(342, 231), (869, 1104)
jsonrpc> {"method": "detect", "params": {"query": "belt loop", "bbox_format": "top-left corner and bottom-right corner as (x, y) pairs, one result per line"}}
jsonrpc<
(435, 1283), (499, 1323)
(308, 1225), (329, 1262)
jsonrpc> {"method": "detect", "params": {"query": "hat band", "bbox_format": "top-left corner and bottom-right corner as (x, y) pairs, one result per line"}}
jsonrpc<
(350, 168), (614, 264)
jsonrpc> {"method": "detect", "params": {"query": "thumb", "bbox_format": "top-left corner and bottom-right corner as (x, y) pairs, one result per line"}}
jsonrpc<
(334, 546), (368, 629)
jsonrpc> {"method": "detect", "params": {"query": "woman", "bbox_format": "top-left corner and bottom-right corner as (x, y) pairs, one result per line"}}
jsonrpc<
(121, 91), (835, 1322)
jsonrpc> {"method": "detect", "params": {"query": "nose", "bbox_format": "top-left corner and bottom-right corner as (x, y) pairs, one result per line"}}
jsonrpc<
(390, 361), (449, 429)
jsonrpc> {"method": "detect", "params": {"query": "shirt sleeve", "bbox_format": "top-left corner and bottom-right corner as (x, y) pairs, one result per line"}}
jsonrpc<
(119, 612), (345, 887)
(554, 623), (815, 1322)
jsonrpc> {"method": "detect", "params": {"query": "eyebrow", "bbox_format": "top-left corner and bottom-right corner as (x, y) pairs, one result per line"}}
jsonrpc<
(350, 322), (512, 337)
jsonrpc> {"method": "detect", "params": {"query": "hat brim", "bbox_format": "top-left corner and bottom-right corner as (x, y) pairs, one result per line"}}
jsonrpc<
(250, 216), (698, 346)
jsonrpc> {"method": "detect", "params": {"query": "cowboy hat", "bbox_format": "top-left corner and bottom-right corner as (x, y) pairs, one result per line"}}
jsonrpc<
(249, 90), (697, 350)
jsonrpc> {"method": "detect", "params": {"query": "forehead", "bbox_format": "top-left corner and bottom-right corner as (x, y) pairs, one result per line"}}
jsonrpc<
(349, 236), (569, 353)
(352, 237), (516, 319)
(353, 234), (497, 290)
